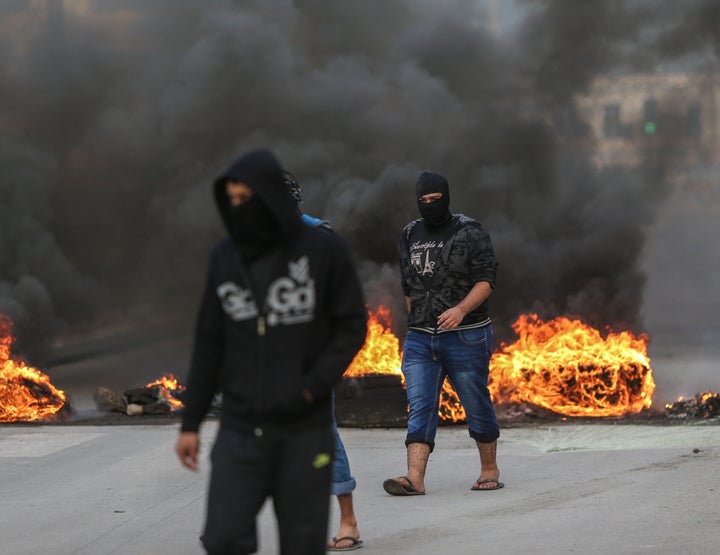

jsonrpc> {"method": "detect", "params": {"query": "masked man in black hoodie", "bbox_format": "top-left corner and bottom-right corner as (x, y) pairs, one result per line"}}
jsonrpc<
(176, 149), (367, 555)
(383, 171), (502, 497)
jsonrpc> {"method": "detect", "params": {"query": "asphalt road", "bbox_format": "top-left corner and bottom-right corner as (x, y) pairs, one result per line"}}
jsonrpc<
(1, 421), (719, 555)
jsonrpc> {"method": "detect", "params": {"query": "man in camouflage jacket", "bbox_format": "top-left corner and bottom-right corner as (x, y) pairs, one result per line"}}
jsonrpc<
(383, 171), (504, 497)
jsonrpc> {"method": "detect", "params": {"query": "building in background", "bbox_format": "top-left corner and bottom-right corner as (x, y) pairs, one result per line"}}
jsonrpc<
(576, 73), (719, 167)
(574, 72), (720, 206)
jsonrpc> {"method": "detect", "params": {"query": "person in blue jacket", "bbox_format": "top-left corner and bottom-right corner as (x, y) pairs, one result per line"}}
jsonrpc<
(283, 171), (364, 552)
(175, 149), (367, 555)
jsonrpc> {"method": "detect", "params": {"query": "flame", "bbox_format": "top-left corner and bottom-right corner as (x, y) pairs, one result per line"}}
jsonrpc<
(144, 373), (185, 410)
(0, 315), (67, 422)
(344, 306), (403, 379)
(489, 314), (655, 417)
(344, 307), (464, 421)
(439, 379), (466, 422)
(665, 390), (720, 418)
(2, 304), (656, 422)
(344, 308), (656, 421)
(701, 391), (718, 404)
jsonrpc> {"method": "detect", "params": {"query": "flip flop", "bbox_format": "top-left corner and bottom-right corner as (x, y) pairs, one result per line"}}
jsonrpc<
(327, 535), (363, 551)
(383, 476), (425, 496)
(471, 478), (505, 491)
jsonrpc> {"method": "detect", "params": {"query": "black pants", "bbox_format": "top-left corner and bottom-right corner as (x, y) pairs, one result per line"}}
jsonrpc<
(201, 426), (334, 555)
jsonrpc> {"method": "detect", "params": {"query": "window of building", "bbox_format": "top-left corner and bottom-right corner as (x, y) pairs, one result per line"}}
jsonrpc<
(603, 104), (622, 138)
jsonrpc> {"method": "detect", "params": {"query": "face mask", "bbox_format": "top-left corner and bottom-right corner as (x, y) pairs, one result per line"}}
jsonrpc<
(417, 195), (451, 228)
(228, 197), (281, 258)
(415, 172), (451, 228)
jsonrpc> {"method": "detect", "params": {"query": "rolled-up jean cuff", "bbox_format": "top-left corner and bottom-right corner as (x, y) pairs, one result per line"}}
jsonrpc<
(471, 430), (500, 443)
(404, 436), (435, 453)
(331, 477), (356, 496)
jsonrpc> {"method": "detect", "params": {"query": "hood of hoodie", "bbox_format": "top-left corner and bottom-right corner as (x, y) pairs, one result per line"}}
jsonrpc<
(213, 149), (303, 254)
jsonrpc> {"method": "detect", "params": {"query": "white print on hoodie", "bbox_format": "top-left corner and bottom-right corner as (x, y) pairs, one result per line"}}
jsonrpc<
(217, 256), (315, 326)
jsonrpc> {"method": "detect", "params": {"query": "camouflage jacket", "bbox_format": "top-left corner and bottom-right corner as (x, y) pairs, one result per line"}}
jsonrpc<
(398, 214), (497, 329)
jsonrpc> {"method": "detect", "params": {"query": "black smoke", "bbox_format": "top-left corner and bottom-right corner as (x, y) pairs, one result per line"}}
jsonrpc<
(1, 0), (718, 362)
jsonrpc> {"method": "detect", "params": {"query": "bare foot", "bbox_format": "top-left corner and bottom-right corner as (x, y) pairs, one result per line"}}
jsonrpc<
(329, 492), (360, 548)
(383, 475), (425, 495)
(397, 475), (425, 493)
(328, 527), (361, 550)
(471, 475), (504, 490)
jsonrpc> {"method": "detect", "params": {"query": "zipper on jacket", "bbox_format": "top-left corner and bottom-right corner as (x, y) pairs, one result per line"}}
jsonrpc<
(234, 249), (273, 419)
(256, 312), (267, 416)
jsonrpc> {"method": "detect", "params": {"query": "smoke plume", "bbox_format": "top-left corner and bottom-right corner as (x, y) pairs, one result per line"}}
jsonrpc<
(1, 0), (718, 394)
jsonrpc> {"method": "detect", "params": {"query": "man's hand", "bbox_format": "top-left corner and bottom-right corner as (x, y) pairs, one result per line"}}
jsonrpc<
(438, 282), (492, 330)
(437, 306), (465, 330)
(176, 431), (200, 471)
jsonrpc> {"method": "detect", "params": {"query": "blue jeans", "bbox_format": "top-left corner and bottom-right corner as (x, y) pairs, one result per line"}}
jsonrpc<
(331, 394), (356, 496)
(402, 326), (499, 451)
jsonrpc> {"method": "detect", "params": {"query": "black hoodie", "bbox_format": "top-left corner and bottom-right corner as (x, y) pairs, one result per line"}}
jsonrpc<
(181, 149), (368, 434)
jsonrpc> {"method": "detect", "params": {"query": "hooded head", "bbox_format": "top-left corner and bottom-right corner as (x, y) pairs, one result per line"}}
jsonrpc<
(415, 171), (451, 228)
(214, 149), (303, 260)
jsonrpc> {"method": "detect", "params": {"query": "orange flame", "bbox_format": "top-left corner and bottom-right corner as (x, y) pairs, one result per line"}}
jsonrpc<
(0, 316), (67, 422)
(439, 379), (466, 422)
(344, 307), (463, 420)
(344, 306), (403, 380)
(489, 314), (655, 417)
(701, 391), (718, 404)
(144, 373), (185, 410)
(344, 308), (656, 421)
(665, 390), (720, 417)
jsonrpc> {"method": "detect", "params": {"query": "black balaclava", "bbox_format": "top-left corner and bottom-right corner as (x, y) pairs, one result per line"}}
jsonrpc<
(416, 171), (451, 228)
(226, 195), (280, 260)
